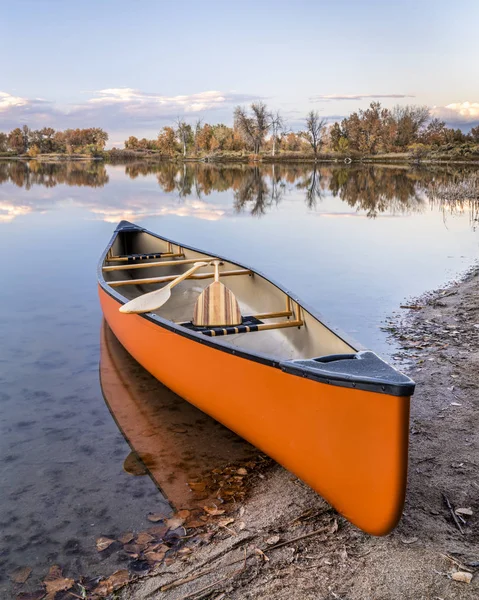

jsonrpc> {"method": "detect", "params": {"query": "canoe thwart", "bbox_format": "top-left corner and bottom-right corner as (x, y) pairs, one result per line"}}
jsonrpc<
(107, 252), (184, 262)
(103, 256), (218, 272)
(179, 315), (303, 337)
(109, 269), (252, 287)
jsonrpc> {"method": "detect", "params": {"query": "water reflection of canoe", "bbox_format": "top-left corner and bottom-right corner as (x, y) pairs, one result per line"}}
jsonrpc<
(98, 220), (415, 535)
(99, 321), (258, 509)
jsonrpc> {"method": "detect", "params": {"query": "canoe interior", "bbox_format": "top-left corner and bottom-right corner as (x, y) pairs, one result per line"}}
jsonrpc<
(102, 228), (356, 361)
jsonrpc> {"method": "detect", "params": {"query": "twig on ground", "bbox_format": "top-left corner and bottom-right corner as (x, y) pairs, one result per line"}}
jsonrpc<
(265, 521), (337, 552)
(179, 548), (247, 600)
(440, 553), (473, 573)
(442, 493), (464, 534)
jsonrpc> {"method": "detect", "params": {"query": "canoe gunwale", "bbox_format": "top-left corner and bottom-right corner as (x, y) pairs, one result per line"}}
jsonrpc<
(98, 221), (415, 398)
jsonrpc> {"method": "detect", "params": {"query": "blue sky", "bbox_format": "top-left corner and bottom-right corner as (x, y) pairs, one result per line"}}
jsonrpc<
(1, 0), (478, 145)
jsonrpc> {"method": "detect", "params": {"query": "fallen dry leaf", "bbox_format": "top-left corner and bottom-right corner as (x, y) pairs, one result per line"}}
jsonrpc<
(218, 518), (235, 527)
(254, 548), (270, 562)
(96, 536), (115, 552)
(123, 452), (148, 476)
(165, 516), (185, 530)
(455, 507), (473, 516)
(136, 532), (154, 545)
(204, 505), (225, 516)
(188, 481), (207, 492)
(170, 426), (187, 433)
(10, 567), (32, 584)
(266, 535), (280, 545)
(185, 519), (205, 529)
(147, 512), (166, 523)
(237, 468), (248, 475)
(118, 532), (134, 544)
(43, 565), (74, 597)
(146, 524), (168, 537)
(92, 569), (130, 597)
(451, 571), (472, 583)
(145, 549), (168, 562)
(177, 509), (191, 520)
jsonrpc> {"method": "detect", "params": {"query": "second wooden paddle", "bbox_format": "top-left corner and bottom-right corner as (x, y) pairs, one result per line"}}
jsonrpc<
(193, 261), (242, 327)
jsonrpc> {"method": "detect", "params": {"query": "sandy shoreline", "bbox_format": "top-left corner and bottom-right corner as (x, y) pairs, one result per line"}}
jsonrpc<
(13, 270), (478, 599)
(110, 268), (479, 599)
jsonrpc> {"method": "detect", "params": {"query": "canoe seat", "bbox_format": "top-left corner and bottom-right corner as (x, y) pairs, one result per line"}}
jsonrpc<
(180, 315), (264, 336)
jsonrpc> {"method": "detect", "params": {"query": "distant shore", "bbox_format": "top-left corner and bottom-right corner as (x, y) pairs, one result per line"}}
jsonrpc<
(2, 150), (479, 165)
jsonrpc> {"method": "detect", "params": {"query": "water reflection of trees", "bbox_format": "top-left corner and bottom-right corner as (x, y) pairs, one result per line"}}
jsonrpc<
(138, 162), (479, 218)
(0, 160), (109, 189)
(1, 159), (477, 221)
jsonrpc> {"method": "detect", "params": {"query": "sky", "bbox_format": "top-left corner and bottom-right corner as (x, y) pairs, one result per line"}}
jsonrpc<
(1, 0), (478, 146)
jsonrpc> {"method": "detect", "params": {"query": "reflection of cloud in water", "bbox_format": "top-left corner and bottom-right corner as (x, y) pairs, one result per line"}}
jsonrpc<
(0, 201), (33, 223)
(86, 197), (227, 223)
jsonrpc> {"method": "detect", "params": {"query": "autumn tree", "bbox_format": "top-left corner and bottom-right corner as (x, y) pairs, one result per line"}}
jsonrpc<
(234, 102), (270, 154)
(196, 124), (214, 152)
(301, 111), (326, 157)
(8, 128), (26, 153)
(125, 136), (140, 149)
(157, 126), (178, 156)
(470, 124), (479, 143)
(194, 118), (203, 155)
(422, 118), (447, 146)
(0, 132), (8, 152)
(392, 105), (430, 147)
(30, 127), (56, 153)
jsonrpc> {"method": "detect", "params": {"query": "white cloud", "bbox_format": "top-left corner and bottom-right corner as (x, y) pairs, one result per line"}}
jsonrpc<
(0, 92), (29, 112)
(311, 93), (415, 102)
(431, 101), (479, 125)
(0, 87), (258, 141)
(89, 88), (228, 113)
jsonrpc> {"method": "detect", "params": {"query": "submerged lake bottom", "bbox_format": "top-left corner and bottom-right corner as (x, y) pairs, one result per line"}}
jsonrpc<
(0, 159), (478, 595)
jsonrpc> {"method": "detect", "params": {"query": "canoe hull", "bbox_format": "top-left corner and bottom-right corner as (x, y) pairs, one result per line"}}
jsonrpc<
(99, 286), (410, 535)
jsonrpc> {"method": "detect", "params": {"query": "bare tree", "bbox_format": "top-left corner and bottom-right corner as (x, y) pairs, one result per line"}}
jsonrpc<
(193, 118), (203, 155)
(175, 117), (192, 157)
(268, 110), (285, 157)
(234, 102), (270, 154)
(301, 111), (326, 158)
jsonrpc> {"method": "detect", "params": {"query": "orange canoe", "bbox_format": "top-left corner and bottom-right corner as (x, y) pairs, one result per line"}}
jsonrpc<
(98, 220), (415, 535)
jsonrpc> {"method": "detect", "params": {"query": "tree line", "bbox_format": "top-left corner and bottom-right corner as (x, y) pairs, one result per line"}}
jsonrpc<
(0, 126), (108, 156)
(2, 101), (479, 158)
(126, 102), (479, 158)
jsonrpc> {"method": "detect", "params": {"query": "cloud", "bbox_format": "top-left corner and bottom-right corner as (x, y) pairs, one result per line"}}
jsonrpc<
(0, 88), (358, 141)
(311, 94), (415, 102)
(0, 87), (259, 142)
(430, 101), (479, 127)
(0, 92), (29, 112)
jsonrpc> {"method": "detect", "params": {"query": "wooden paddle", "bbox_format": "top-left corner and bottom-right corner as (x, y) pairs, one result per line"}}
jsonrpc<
(119, 262), (208, 314)
(193, 260), (242, 327)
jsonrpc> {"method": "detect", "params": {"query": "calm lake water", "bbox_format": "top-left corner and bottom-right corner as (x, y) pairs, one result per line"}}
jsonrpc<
(0, 159), (478, 594)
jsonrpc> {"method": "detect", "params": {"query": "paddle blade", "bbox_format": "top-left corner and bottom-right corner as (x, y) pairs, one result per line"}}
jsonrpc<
(120, 285), (171, 314)
(193, 281), (242, 327)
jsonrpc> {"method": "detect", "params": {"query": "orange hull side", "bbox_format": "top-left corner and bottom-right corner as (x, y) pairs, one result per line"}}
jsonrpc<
(99, 287), (409, 535)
